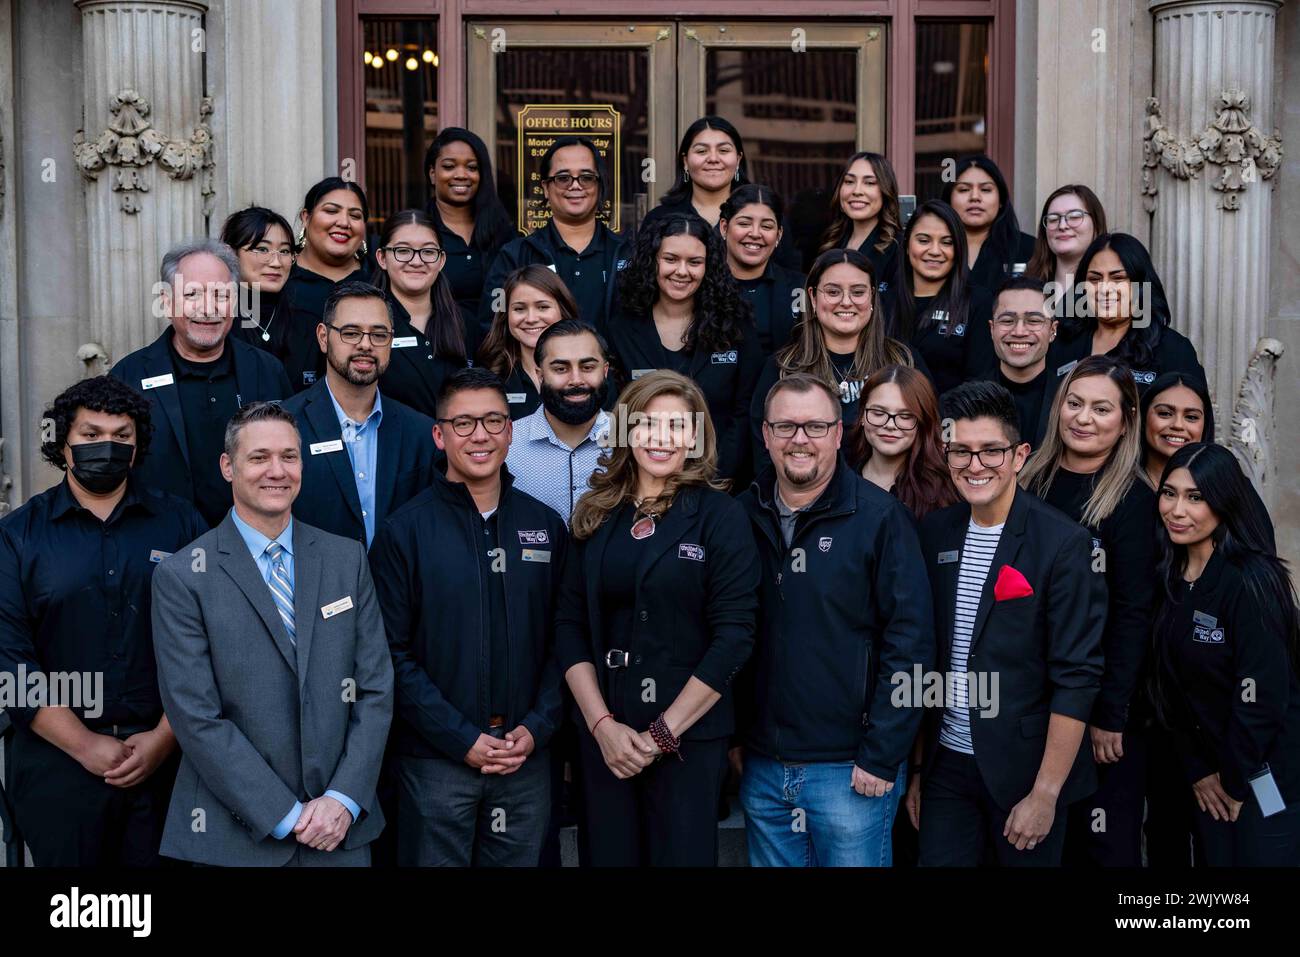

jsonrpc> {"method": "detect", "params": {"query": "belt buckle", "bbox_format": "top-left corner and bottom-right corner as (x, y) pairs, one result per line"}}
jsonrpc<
(605, 649), (629, 669)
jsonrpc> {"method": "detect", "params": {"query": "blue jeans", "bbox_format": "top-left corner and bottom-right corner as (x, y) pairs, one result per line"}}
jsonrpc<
(740, 754), (906, 867)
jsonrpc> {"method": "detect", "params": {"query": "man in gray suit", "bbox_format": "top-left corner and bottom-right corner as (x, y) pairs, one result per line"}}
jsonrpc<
(151, 401), (393, 866)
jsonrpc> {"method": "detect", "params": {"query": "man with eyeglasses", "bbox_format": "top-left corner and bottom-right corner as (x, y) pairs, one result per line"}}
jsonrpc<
(736, 373), (933, 866)
(970, 274), (1062, 450)
(281, 281), (437, 548)
(111, 238), (292, 528)
(910, 380), (1104, 866)
(368, 367), (569, 866)
(477, 136), (630, 336)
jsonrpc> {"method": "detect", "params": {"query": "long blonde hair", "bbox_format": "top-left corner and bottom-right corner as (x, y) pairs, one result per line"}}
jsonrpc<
(1020, 355), (1143, 528)
(570, 371), (725, 541)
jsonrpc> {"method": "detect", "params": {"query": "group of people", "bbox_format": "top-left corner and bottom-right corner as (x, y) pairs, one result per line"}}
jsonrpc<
(1, 115), (1297, 869)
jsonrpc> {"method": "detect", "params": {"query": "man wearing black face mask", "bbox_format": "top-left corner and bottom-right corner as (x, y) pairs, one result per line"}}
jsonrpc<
(505, 320), (614, 525)
(0, 377), (206, 865)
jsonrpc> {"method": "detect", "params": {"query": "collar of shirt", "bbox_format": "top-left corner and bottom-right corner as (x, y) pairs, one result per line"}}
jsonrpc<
(325, 381), (384, 442)
(167, 334), (234, 379)
(526, 406), (609, 450)
(229, 507), (294, 562)
(49, 475), (157, 523)
(546, 220), (609, 258)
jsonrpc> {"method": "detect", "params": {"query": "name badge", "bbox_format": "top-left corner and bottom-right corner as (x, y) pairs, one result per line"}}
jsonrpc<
(1192, 610), (1218, 629)
(521, 549), (551, 563)
(545, 263), (558, 273)
(678, 544), (705, 562)
(937, 549), (959, 565)
(148, 549), (172, 563)
(710, 350), (738, 364)
(141, 373), (174, 390)
(392, 336), (417, 348)
(311, 439), (344, 455)
(631, 369), (655, 380)
(1057, 360), (1078, 377)
(507, 393), (528, 404)
(321, 596), (354, 619)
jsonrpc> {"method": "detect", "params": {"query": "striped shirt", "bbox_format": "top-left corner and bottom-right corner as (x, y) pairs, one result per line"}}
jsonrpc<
(939, 518), (1004, 755)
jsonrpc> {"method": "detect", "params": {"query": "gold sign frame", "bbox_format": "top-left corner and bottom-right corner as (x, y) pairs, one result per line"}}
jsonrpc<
(516, 103), (622, 235)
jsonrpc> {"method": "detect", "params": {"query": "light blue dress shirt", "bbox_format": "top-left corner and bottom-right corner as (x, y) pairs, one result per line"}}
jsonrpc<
(326, 383), (384, 545)
(228, 508), (361, 838)
(506, 407), (610, 525)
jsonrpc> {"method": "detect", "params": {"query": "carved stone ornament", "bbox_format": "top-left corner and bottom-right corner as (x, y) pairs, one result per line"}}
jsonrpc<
(73, 90), (215, 215)
(1141, 91), (1283, 212)
(1226, 336), (1285, 510)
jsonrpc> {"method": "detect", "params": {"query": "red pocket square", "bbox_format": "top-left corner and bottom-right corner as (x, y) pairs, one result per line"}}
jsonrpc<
(993, 564), (1035, 601)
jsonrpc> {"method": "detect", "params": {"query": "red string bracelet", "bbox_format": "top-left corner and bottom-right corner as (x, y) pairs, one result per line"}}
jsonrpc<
(591, 713), (614, 734)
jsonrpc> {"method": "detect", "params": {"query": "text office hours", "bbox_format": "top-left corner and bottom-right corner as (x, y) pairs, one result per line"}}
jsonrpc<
(336, 2), (1017, 211)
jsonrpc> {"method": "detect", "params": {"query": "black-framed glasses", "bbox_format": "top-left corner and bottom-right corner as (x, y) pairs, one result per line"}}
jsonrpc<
(543, 171), (599, 189)
(864, 408), (918, 431)
(766, 420), (836, 439)
(992, 313), (1051, 330)
(437, 413), (510, 436)
(385, 245), (444, 264)
(1043, 209), (1089, 230)
(327, 325), (393, 346)
(944, 446), (1015, 468)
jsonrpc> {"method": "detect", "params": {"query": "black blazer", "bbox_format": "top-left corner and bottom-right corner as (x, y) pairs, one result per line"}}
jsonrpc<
(109, 329), (291, 513)
(555, 486), (760, 742)
(917, 487), (1106, 808)
(737, 261), (806, 356)
(281, 381), (437, 547)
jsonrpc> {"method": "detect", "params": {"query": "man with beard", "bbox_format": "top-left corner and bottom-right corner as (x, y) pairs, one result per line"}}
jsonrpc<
(282, 282), (438, 548)
(736, 373), (934, 866)
(506, 319), (613, 525)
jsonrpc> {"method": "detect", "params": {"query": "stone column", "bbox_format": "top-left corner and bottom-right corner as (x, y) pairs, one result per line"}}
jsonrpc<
(73, 0), (213, 366)
(1145, 0), (1284, 418)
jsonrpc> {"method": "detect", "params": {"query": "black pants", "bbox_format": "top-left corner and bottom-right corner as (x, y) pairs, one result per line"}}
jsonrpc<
(1063, 726), (1147, 867)
(577, 730), (727, 866)
(1145, 723), (1199, 866)
(918, 746), (1068, 867)
(1193, 787), (1300, 866)
(10, 727), (178, 867)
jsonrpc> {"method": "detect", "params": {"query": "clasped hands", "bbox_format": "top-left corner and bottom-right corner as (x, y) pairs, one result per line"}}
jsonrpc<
(592, 718), (663, 780)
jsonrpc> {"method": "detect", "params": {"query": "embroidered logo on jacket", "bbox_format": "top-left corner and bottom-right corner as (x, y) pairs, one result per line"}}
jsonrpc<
(819, 537), (833, 553)
(710, 351), (739, 364)
(678, 544), (705, 562)
(518, 529), (550, 545)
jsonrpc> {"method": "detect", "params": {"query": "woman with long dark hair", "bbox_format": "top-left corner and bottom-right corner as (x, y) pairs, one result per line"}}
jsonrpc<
(751, 249), (918, 473)
(1140, 371), (1214, 491)
(221, 206), (295, 358)
(846, 364), (957, 520)
(556, 371), (759, 866)
(940, 155), (1036, 294)
(478, 264), (581, 419)
(1050, 233), (1204, 395)
(886, 200), (993, 394)
(606, 214), (763, 482)
(280, 177), (369, 391)
(1025, 184), (1108, 298)
(1151, 442), (1300, 865)
(370, 209), (469, 418)
(1021, 356), (1157, 866)
(719, 184), (805, 355)
(423, 127), (516, 321)
(817, 152), (903, 289)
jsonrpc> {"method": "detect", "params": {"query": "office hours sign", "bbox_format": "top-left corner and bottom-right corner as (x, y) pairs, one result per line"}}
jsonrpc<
(516, 104), (621, 234)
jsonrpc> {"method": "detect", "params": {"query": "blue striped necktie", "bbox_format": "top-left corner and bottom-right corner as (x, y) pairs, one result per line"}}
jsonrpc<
(264, 541), (296, 644)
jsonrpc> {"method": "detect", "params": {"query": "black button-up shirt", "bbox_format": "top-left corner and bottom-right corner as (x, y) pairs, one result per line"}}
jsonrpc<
(0, 479), (207, 731)
(169, 340), (239, 528)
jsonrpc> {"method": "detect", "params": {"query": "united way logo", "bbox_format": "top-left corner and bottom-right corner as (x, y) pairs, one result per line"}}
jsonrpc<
(710, 350), (739, 365)
(518, 529), (550, 545)
(818, 537), (833, 553)
(678, 543), (705, 562)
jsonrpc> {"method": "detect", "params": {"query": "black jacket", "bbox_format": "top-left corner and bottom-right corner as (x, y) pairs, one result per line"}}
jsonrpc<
(968, 362), (1065, 451)
(281, 381), (438, 547)
(601, 311), (765, 483)
(476, 220), (629, 337)
(738, 462), (935, 777)
(377, 294), (470, 419)
(638, 194), (803, 272)
(279, 263), (365, 392)
(109, 329), (291, 516)
(917, 487), (1106, 808)
(1047, 322), (1205, 397)
(966, 230), (1037, 294)
(368, 467), (569, 761)
(1154, 549), (1300, 804)
(555, 486), (760, 741)
(735, 261), (806, 356)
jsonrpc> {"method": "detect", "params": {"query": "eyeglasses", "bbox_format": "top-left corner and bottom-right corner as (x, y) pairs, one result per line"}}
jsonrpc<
(437, 413), (510, 436)
(1043, 209), (1089, 230)
(245, 245), (294, 263)
(766, 420), (836, 439)
(385, 245), (444, 264)
(944, 446), (1015, 468)
(992, 313), (1051, 330)
(815, 284), (873, 304)
(543, 171), (599, 189)
(327, 325), (393, 346)
(864, 408), (918, 431)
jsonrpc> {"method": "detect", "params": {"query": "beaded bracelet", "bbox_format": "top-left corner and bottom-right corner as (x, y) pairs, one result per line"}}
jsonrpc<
(649, 714), (683, 760)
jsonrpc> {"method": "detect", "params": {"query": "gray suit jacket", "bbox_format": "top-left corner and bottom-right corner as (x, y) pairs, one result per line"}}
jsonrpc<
(151, 513), (394, 866)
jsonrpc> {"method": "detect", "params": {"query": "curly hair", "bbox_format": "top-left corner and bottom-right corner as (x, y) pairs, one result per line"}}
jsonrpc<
(40, 375), (153, 471)
(616, 214), (751, 354)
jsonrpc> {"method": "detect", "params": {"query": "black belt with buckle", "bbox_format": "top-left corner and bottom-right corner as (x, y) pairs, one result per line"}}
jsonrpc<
(605, 649), (630, 669)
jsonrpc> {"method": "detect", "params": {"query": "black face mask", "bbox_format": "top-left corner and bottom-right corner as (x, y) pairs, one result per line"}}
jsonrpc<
(69, 440), (135, 494)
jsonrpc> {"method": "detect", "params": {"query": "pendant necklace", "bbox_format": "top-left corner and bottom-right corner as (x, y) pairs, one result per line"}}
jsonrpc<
(630, 497), (657, 540)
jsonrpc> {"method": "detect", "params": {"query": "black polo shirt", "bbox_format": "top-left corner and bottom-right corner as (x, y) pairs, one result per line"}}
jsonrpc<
(378, 295), (469, 419)
(544, 222), (621, 329)
(0, 479), (207, 731)
(168, 339), (239, 528)
(430, 213), (515, 320)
